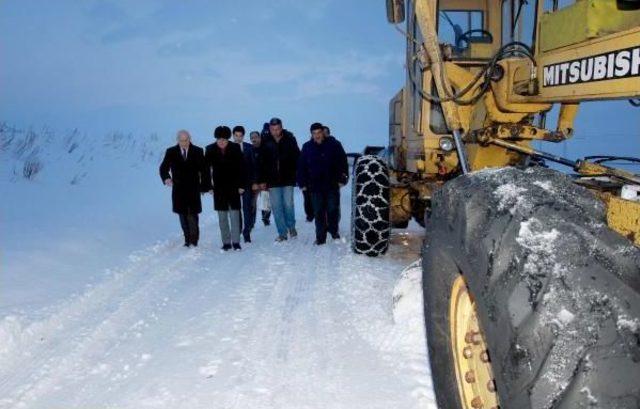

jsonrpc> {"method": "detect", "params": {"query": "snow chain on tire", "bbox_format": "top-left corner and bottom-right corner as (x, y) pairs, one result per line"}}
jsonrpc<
(351, 155), (391, 257)
(422, 167), (640, 409)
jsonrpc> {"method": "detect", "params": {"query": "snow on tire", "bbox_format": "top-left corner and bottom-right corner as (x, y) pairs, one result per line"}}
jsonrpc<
(351, 155), (391, 257)
(422, 166), (640, 409)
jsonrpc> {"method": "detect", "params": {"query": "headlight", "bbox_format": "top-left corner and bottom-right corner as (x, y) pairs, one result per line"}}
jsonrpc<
(439, 137), (454, 152)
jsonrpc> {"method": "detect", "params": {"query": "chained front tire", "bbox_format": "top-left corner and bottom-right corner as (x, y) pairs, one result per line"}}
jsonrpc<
(351, 155), (391, 256)
(423, 167), (640, 409)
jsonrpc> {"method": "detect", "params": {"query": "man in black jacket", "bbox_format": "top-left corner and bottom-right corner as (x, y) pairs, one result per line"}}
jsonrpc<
(261, 117), (300, 241)
(159, 130), (208, 247)
(232, 125), (256, 243)
(297, 123), (348, 245)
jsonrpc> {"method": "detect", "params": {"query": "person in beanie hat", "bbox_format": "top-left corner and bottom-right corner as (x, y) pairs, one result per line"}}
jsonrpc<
(205, 125), (246, 251)
(297, 122), (348, 244)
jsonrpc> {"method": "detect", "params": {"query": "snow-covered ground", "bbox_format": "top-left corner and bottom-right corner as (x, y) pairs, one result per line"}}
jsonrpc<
(0, 126), (436, 408)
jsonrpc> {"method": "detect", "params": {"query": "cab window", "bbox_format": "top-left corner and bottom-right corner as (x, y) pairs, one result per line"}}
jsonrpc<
(438, 10), (485, 55)
(502, 0), (536, 47)
(543, 0), (575, 12)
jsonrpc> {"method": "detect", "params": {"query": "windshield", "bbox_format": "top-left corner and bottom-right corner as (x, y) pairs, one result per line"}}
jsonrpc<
(438, 10), (484, 53)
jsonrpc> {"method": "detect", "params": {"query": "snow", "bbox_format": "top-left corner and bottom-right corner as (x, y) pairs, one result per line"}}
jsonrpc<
(515, 218), (579, 405)
(555, 308), (576, 327)
(617, 315), (640, 332)
(494, 182), (530, 214)
(580, 387), (598, 405)
(516, 218), (561, 279)
(390, 260), (437, 407)
(0, 126), (435, 408)
(533, 180), (554, 192)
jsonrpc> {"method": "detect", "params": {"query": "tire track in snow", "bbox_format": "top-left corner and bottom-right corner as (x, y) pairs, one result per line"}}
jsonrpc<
(0, 240), (204, 406)
(1, 191), (436, 409)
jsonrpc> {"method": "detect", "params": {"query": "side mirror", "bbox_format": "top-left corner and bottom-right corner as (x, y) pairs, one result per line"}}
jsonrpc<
(386, 0), (405, 24)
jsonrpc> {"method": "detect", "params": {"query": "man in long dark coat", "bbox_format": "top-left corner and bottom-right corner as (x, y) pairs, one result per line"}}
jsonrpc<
(205, 126), (246, 251)
(159, 130), (208, 247)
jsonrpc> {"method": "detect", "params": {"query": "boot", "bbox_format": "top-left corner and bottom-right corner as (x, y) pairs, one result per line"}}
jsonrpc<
(262, 210), (271, 226)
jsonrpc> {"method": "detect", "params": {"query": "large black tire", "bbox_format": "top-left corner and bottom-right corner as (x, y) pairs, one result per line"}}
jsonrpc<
(351, 155), (391, 256)
(423, 167), (640, 409)
(393, 220), (410, 229)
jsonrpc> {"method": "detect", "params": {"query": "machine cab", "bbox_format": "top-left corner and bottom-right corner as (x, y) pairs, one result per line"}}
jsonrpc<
(436, 0), (499, 60)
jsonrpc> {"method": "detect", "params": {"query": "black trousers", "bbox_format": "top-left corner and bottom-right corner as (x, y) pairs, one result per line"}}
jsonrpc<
(240, 189), (257, 237)
(179, 213), (199, 245)
(303, 189), (314, 221)
(311, 189), (340, 243)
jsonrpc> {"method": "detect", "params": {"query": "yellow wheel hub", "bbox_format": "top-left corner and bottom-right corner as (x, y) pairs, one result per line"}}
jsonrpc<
(450, 276), (500, 409)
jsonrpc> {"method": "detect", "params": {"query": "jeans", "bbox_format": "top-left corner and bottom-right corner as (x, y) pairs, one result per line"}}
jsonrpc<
(240, 189), (257, 237)
(269, 186), (296, 237)
(217, 210), (241, 245)
(311, 189), (340, 243)
(179, 213), (199, 245)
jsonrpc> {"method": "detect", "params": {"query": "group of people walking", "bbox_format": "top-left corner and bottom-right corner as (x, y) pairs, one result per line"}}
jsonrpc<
(159, 118), (349, 251)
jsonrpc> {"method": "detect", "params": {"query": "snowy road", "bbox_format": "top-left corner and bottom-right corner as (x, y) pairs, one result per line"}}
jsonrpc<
(0, 212), (436, 408)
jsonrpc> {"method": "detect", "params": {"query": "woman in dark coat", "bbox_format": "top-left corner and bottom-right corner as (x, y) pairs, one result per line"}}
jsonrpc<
(205, 126), (246, 251)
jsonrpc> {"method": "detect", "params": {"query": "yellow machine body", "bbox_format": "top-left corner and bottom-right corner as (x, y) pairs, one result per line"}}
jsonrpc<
(387, 0), (640, 243)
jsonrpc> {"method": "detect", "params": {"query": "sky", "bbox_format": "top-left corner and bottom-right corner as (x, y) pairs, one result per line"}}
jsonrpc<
(0, 0), (638, 156)
(0, 0), (403, 152)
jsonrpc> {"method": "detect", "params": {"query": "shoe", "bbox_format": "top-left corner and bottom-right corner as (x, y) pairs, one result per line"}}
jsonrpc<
(330, 233), (340, 240)
(275, 235), (287, 242)
(263, 220), (271, 226)
(183, 243), (190, 247)
(288, 228), (298, 238)
(232, 243), (242, 251)
(314, 239), (326, 245)
(306, 216), (314, 222)
(243, 233), (251, 243)
(221, 244), (232, 251)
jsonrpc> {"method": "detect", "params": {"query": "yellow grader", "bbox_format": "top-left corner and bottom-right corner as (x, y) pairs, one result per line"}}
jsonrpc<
(350, 1), (640, 408)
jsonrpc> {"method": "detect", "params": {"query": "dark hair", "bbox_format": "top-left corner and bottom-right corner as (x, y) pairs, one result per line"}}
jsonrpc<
(310, 122), (324, 132)
(214, 125), (231, 139)
(261, 123), (270, 138)
(323, 126), (330, 134)
(249, 131), (261, 138)
(232, 125), (245, 135)
(269, 117), (282, 126)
